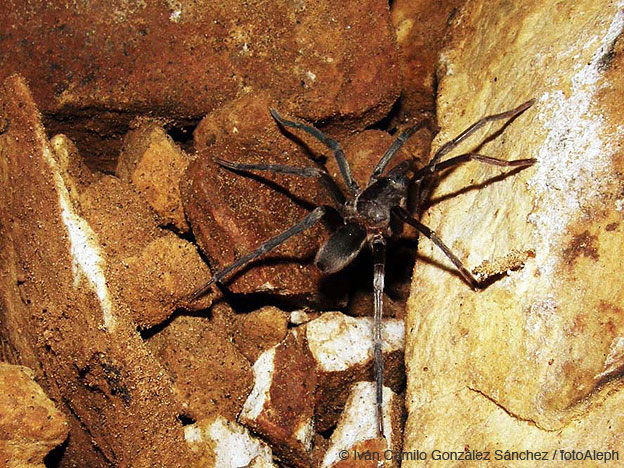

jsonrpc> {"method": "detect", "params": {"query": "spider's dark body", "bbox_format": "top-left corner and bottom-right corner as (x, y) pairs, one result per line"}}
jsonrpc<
(191, 99), (536, 439)
(316, 163), (409, 274)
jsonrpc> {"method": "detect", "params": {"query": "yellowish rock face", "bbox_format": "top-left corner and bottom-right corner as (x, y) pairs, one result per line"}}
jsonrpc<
(405, 0), (624, 462)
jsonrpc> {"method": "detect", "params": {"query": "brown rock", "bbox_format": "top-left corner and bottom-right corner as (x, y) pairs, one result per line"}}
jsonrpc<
(391, 0), (467, 121)
(0, 363), (68, 468)
(230, 306), (290, 363)
(404, 0), (624, 463)
(118, 233), (213, 328)
(240, 331), (318, 467)
(0, 74), (193, 466)
(117, 120), (192, 233)
(79, 175), (161, 260)
(79, 175), (213, 326)
(321, 383), (404, 468)
(183, 93), (342, 305)
(185, 415), (276, 467)
(306, 312), (405, 433)
(49, 133), (98, 200)
(0, 0), (400, 170)
(146, 314), (254, 422)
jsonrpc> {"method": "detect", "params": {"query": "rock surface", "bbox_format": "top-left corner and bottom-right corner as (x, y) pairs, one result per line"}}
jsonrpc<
(0, 363), (68, 468)
(0, 74), (193, 465)
(404, 0), (624, 464)
(146, 313), (254, 422)
(183, 93), (340, 305)
(391, 0), (467, 122)
(117, 120), (192, 233)
(321, 382), (403, 468)
(0, 0), (400, 170)
(185, 415), (276, 468)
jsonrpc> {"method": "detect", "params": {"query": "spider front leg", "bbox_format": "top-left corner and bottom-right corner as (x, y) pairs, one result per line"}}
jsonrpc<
(394, 207), (480, 289)
(413, 152), (535, 180)
(427, 99), (535, 172)
(270, 109), (360, 195)
(216, 158), (345, 206)
(189, 206), (326, 300)
(369, 118), (431, 182)
(371, 236), (387, 439)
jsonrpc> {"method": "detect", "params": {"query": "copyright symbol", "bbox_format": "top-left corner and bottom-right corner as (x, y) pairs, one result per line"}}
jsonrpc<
(339, 450), (349, 460)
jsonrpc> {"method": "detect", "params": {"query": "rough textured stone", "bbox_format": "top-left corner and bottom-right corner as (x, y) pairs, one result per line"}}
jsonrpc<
(404, 0), (624, 463)
(118, 233), (212, 327)
(117, 120), (192, 233)
(146, 313), (254, 422)
(185, 416), (276, 468)
(240, 330), (317, 467)
(0, 363), (68, 468)
(0, 0), (400, 170)
(391, 0), (467, 122)
(321, 383), (403, 468)
(306, 312), (405, 433)
(230, 306), (290, 363)
(79, 175), (213, 326)
(183, 93), (342, 305)
(0, 74), (193, 466)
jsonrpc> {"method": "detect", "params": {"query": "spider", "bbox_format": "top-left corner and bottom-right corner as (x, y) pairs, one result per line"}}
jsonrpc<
(190, 99), (535, 439)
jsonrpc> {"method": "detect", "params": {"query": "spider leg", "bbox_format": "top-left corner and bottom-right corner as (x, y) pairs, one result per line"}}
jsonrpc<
(270, 109), (360, 195)
(394, 207), (479, 289)
(189, 206), (326, 301)
(371, 236), (387, 439)
(427, 99), (535, 172)
(369, 119), (430, 182)
(216, 158), (345, 206)
(413, 152), (535, 181)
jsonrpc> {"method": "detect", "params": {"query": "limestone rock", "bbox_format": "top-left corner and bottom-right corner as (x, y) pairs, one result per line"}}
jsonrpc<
(146, 314), (254, 422)
(0, 363), (68, 468)
(306, 312), (405, 433)
(321, 382), (403, 468)
(0, 74), (193, 465)
(240, 331), (317, 467)
(117, 121), (192, 233)
(230, 306), (290, 363)
(404, 0), (624, 464)
(185, 415), (276, 468)
(391, 0), (467, 121)
(79, 176), (213, 327)
(119, 233), (212, 328)
(0, 0), (400, 170)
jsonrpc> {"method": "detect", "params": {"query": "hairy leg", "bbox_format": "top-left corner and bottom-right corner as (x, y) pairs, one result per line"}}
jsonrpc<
(189, 206), (326, 301)
(216, 158), (345, 205)
(270, 109), (360, 195)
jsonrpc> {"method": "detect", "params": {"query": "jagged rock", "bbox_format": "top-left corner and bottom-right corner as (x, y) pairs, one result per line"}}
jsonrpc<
(230, 306), (290, 363)
(0, 0), (400, 170)
(321, 382), (403, 468)
(307, 312), (405, 433)
(404, 0), (624, 464)
(0, 74), (193, 465)
(185, 415), (276, 468)
(117, 120), (192, 233)
(240, 330), (317, 467)
(0, 363), (68, 468)
(146, 314), (254, 422)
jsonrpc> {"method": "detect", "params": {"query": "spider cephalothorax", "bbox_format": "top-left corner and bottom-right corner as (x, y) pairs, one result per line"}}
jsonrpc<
(191, 99), (536, 438)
